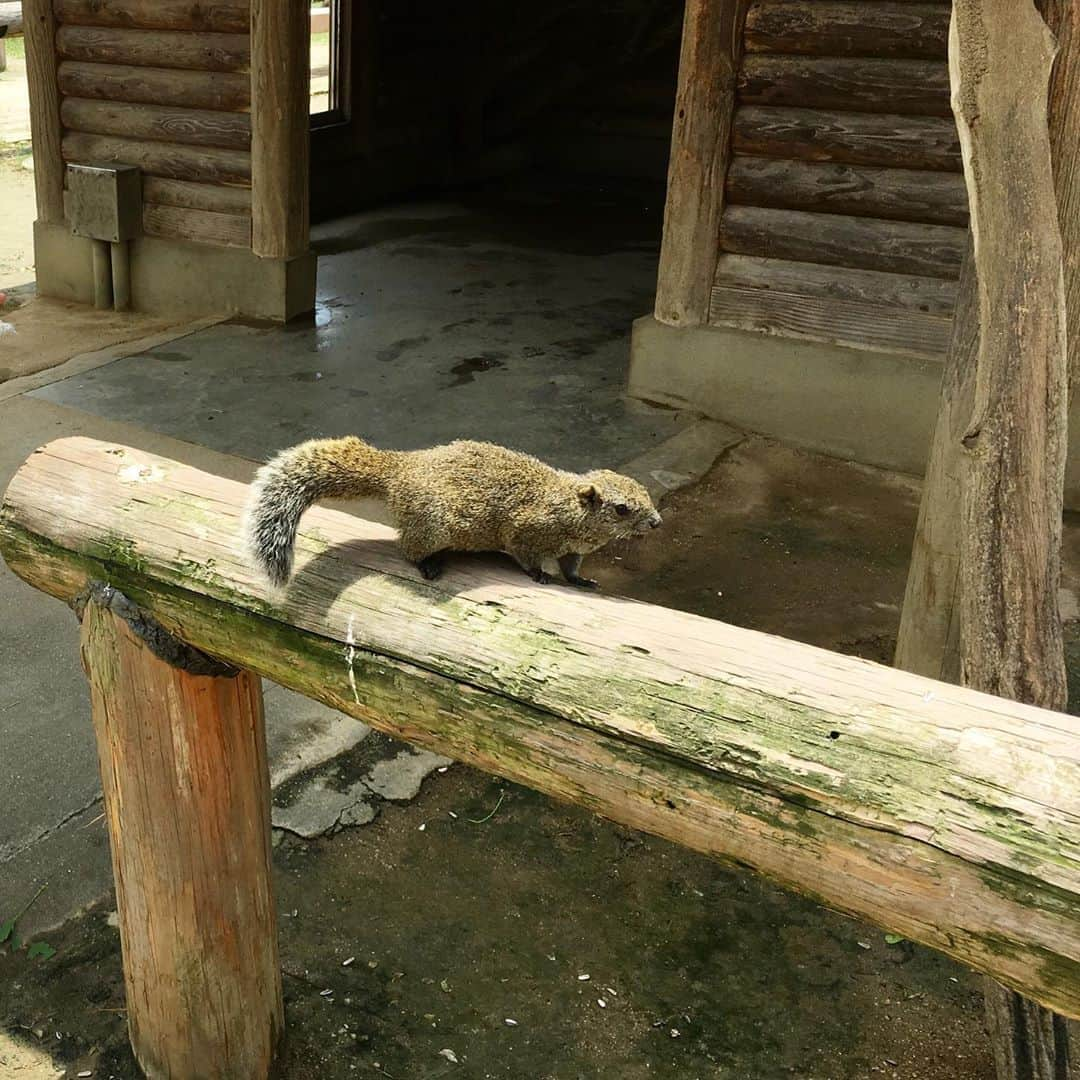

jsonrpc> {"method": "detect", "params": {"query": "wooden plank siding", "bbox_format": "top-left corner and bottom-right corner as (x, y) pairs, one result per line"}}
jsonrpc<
(694, 0), (968, 356)
(54, 0), (254, 248)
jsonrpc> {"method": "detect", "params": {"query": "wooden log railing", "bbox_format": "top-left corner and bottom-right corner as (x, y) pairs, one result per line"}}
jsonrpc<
(2, 437), (1079, 1073)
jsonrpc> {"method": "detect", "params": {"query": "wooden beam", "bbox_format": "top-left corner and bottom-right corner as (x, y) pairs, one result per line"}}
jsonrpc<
(142, 201), (252, 246)
(708, 281), (951, 357)
(720, 205), (966, 278)
(55, 0), (250, 33)
(57, 61), (251, 112)
(654, 0), (748, 327)
(726, 155), (968, 226)
(62, 131), (251, 184)
(56, 26), (250, 72)
(732, 106), (962, 172)
(23, 0), (65, 222)
(2, 436), (1080, 1019)
(61, 97), (251, 150)
(80, 586), (281, 1077)
(714, 252), (959, 314)
(738, 56), (952, 116)
(744, 1), (949, 59)
(142, 175), (252, 213)
(250, 0), (309, 258)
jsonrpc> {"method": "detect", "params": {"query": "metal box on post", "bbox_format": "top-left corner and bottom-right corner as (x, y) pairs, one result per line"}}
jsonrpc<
(65, 164), (142, 310)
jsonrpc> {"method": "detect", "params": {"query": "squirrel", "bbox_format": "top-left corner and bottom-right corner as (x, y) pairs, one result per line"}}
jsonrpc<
(245, 435), (662, 590)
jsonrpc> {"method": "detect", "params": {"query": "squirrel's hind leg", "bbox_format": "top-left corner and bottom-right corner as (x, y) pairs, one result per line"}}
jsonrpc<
(416, 551), (448, 580)
(398, 524), (449, 581)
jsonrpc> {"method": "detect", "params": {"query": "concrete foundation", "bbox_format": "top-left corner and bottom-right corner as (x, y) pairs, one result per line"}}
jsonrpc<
(629, 315), (1080, 509)
(34, 220), (317, 322)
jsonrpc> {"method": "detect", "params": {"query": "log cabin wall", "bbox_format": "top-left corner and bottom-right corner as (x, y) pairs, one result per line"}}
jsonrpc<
(713, 0), (966, 360)
(54, 0), (254, 249)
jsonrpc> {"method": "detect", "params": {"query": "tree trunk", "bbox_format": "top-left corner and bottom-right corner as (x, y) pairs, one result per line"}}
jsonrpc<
(899, 0), (1073, 1076)
(1038, 0), (1079, 392)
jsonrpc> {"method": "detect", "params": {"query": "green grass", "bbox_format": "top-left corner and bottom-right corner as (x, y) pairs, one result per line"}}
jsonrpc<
(310, 31), (329, 47)
(2, 36), (25, 61)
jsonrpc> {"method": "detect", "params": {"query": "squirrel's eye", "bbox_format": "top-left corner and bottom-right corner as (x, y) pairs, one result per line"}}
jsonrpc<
(615, 504), (632, 517)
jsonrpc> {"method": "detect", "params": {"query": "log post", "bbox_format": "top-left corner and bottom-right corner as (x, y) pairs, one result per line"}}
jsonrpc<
(654, 0), (747, 327)
(22, 0), (65, 222)
(79, 583), (282, 1079)
(893, 238), (976, 682)
(250, 0), (309, 258)
(898, 0), (1072, 1076)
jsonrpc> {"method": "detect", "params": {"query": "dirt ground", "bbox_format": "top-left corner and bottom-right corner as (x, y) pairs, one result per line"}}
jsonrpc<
(0, 46), (34, 293)
(0, 151), (35, 292)
(2, 435), (1076, 1080)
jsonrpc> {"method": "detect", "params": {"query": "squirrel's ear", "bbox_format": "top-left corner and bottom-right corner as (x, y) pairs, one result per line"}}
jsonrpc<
(578, 484), (599, 507)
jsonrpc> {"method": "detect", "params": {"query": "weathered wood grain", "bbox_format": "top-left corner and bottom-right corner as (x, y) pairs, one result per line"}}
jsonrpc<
(62, 131), (250, 184)
(55, 0), (250, 33)
(720, 205), (966, 278)
(732, 105), (962, 172)
(708, 281), (951, 357)
(2, 437), (1079, 1018)
(1038, 0), (1080, 395)
(23, 0), (65, 222)
(654, 0), (748, 326)
(56, 25), (249, 71)
(58, 60), (251, 110)
(81, 593), (281, 1078)
(738, 56), (952, 116)
(250, 0), (308, 257)
(744, 1), (948, 59)
(62, 97), (250, 149)
(142, 175), (251, 213)
(726, 156), (968, 226)
(714, 252), (958, 314)
(142, 201), (251, 246)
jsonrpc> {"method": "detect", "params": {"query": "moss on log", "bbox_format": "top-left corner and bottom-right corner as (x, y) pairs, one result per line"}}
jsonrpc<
(2, 437), (1079, 1017)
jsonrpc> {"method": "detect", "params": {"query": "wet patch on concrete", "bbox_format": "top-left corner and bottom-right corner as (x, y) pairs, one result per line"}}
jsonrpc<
(447, 352), (508, 387)
(375, 334), (432, 363)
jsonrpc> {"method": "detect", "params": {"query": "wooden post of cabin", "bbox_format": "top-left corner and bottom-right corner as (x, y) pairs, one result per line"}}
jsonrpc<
(22, 0), (64, 222)
(79, 584), (282, 1079)
(898, 0), (1071, 1076)
(250, 0), (309, 258)
(653, 0), (747, 327)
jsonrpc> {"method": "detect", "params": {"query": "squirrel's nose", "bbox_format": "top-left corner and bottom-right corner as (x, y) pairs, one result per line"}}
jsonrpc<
(649, 512), (662, 529)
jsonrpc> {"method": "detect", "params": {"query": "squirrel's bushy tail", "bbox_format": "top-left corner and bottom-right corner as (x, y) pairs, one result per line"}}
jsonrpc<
(245, 436), (393, 587)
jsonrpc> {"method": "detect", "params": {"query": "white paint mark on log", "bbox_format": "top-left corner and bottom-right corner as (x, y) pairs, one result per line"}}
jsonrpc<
(345, 613), (360, 705)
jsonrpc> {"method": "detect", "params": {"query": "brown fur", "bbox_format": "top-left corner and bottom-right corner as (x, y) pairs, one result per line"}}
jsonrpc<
(245, 435), (661, 588)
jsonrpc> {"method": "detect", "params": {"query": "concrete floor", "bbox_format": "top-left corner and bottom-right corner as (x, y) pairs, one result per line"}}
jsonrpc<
(0, 178), (696, 936)
(32, 185), (683, 470)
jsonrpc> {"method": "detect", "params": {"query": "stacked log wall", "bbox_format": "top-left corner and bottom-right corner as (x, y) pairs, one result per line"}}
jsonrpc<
(711, 0), (967, 359)
(55, 0), (254, 248)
